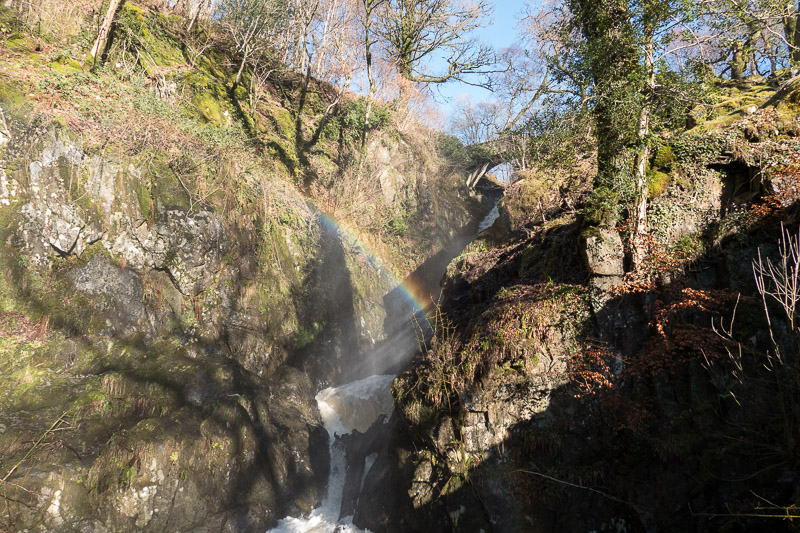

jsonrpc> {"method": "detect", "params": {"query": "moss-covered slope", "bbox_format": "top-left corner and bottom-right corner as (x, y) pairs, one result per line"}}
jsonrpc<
(0, 3), (487, 531)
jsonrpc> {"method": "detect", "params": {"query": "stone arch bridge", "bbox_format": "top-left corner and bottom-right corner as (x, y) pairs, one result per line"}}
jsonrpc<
(463, 136), (519, 189)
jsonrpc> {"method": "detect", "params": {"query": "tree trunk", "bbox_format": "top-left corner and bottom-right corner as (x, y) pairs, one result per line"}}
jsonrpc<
(632, 35), (655, 272)
(784, 1), (799, 64)
(235, 50), (249, 86)
(731, 23), (761, 80)
(569, 0), (639, 204)
(186, 0), (208, 33)
(361, 2), (377, 151)
(89, 0), (123, 68)
(731, 42), (746, 80)
(794, 2), (800, 63)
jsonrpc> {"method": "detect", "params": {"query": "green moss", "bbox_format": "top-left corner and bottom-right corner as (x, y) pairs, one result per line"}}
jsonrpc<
(233, 84), (249, 102)
(0, 79), (30, 117)
(689, 112), (742, 134)
(5, 32), (32, 53)
(652, 145), (674, 170)
(111, 3), (185, 74)
(140, 150), (191, 210)
(50, 56), (82, 73)
(273, 109), (295, 140)
(646, 170), (671, 199)
(191, 90), (226, 125)
(293, 321), (322, 349)
(195, 50), (231, 81)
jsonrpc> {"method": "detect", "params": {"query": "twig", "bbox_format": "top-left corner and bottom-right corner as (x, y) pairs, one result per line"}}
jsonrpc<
(513, 468), (649, 510)
(0, 409), (72, 484)
(690, 502), (800, 520)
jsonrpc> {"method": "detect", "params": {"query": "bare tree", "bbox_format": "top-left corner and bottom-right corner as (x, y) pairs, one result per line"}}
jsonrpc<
(373, 0), (496, 87)
(698, 0), (800, 78)
(185, 0), (216, 32)
(360, 0), (385, 149)
(217, 0), (289, 86)
(448, 95), (504, 145)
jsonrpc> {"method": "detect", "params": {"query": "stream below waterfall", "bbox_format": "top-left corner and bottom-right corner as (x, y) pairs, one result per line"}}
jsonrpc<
(268, 200), (502, 533)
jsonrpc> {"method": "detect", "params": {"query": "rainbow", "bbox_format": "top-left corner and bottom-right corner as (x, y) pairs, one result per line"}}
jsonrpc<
(315, 210), (435, 318)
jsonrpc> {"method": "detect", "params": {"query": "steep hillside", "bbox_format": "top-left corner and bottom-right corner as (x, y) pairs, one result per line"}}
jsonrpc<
(369, 76), (800, 532)
(0, 3), (490, 531)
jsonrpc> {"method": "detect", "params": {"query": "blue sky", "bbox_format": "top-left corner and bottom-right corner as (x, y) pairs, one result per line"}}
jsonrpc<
(432, 0), (530, 111)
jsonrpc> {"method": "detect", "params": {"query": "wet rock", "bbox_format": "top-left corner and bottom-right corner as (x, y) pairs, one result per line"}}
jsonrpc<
(265, 366), (330, 516)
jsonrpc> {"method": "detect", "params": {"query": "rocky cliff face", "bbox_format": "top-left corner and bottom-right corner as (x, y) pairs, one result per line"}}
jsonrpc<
(0, 11), (486, 527)
(365, 77), (800, 532)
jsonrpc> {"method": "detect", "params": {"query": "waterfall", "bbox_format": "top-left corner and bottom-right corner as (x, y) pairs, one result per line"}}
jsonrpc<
(268, 375), (395, 533)
(477, 204), (500, 233)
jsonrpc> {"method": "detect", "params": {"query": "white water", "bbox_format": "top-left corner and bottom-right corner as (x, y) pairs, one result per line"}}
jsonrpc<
(477, 204), (500, 233)
(268, 375), (396, 533)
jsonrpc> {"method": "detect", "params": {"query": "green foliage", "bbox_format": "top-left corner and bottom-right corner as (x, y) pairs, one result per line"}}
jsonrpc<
(584, 186), (620, 226)
(669, 131), (730, 165)
(520, 106), (594, 181)
(293, 321), (322, 350)
(384, 211), (409, 236)
(650, 67), (709, 133)
(436, 135), (466, 162)
(465, 142), (495, 168)
(336, 98), (392, 145)
(670, 233), (703, 258)
(36, 69), (95, 99)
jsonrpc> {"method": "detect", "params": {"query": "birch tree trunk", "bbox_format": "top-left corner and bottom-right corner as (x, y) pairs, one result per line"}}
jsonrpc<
(361, 0), (378, 151)
(89, 0), (123, 68)
(793, 1), (800, 63)
(632, 32), (655, 272)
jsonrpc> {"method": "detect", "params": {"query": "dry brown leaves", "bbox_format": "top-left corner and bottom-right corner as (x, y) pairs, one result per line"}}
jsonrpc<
(0, 311), (49, 343)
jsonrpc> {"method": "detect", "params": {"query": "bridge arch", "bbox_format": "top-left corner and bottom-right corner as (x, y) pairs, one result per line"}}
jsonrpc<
(464, 136), (518, 189)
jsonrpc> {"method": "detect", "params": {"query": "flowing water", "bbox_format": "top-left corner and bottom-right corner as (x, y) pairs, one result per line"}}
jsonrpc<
(268, 375), (395, 533)
(477, 204), (500, 233)
(269, 202), (502, 532)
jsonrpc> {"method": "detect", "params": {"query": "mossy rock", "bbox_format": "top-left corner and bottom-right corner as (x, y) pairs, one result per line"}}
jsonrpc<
(652, 144), (674, 171)
(183, 71), (235, 126)
(111, 2), (185, 75)
(689, 112), (742, 134)
(138, 151), (191, 210)
(765, 76), (800, 110)
(195, 49), (232, 82)
(233, 83), (249, 102)
(191, 90), (227, 125)
(0, 78), (30, 118)
(647, 170), (671, 199)
(272, 108), (296, 141)
(50, 55), (82, 73)
(129, 174), (153, 220)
